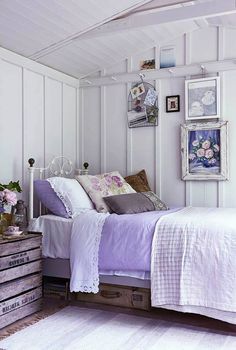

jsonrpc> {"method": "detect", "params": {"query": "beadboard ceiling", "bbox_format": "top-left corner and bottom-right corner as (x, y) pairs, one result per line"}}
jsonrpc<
(0, 0), (236, 79)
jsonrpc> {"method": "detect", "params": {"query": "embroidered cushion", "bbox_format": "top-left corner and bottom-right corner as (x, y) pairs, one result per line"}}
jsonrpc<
(103, 191), (168, 215)
(34, 180), (69, 218)
(76, 171), (136, 213)
(47, 177), (94, 218)
(125, 169), (151, 192)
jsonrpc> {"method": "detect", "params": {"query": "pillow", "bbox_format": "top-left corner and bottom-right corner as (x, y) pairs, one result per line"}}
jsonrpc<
(76, 171), (136, 213)
(47, 177), (94, 218)
(125, 169), (151, 192)
(34, 180), (69, 218)
(103, 191), (168, 215)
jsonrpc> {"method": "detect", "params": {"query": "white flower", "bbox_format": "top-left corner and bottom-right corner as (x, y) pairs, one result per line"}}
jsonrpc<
(202, 140), (211, 149)
(213, 144), (220, 152)
(192, 140), (199, 147)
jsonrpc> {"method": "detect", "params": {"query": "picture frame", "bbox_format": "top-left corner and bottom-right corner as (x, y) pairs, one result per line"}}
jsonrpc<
(185, 76), (220, 120)
(160, 46), (176, 69)
(140, 59), (155, 70)
(166, 95), (180, 113)
(181, 121), (228, 181)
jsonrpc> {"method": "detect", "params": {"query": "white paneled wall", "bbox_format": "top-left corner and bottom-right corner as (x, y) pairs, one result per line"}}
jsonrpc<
(80, 26), (236, 208)
(0, 48), (79, 205)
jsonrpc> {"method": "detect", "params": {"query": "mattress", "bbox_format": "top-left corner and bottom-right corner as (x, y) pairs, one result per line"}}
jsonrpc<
(29, 214), (150, 280)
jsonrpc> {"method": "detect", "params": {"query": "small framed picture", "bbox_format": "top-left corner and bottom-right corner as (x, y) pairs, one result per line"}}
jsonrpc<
(185, 76), (220, 120)
(166, 95), (180, 113)
(140, 59), (155, 70)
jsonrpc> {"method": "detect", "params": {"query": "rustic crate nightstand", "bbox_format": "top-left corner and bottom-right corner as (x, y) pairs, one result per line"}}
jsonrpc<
(0, 232), (42, 329)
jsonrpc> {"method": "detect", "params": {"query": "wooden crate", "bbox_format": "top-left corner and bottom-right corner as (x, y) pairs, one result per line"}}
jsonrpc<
(0, 233), (43, 329)
(73, 283), (151, 311)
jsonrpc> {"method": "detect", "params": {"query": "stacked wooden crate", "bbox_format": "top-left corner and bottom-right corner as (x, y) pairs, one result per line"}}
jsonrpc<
(0, 233), (42, 329)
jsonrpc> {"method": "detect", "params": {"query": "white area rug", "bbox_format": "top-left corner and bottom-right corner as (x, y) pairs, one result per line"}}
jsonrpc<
(0, 306), (236, 350)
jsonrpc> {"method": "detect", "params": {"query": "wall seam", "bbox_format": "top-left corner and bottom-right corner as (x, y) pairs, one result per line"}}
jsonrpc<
(126, 57), (133, 175)
(217, 25), (225, 207)
(100, 69), (106, 173)
(184, 32), (192, 207)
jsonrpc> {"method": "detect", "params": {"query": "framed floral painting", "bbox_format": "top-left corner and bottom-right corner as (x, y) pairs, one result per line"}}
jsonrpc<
(181, 121), (229, 180)
(185, 77), (220, 120)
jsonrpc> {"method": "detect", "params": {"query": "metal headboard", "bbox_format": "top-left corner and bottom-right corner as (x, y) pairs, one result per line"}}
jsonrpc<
(28, 156), (74, 220)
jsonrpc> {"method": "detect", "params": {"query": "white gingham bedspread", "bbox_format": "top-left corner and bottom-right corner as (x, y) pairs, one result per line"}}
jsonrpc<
(151, 207), (236, 312)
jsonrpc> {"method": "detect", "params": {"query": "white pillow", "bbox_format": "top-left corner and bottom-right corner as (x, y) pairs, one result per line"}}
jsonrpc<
(47, 177), (94, 218)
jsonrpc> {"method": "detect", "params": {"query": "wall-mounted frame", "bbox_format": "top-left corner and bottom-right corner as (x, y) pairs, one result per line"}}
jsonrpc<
(181, 121), (228, 181)
(166, 95), (180, 113)
(185, 76), (220, 120)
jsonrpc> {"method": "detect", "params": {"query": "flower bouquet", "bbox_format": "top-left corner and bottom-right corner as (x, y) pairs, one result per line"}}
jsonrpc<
(189, 137), (220, 170)
(0, 181), (22, 233)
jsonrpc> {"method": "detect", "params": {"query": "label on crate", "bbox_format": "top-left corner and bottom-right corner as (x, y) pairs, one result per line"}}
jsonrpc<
(8, 252), (30, 267)
(0, 287), (42, 315)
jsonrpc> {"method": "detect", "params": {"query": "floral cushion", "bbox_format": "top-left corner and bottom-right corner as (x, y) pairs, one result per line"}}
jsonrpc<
(76, 171), (136, 213)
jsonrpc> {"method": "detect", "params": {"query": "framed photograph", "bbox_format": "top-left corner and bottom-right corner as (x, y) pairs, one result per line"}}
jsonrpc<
(160, 46), (176, 69)
(185, 77), (220, 120)
(181, 121), (228, 181)
(140, 59), (155, 70)
(130, 83), (145, 99)
(166, 95), (180, 113)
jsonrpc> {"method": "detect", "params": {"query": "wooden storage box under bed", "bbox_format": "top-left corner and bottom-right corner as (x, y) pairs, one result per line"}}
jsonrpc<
(73, 283), (151, 311)
(0, 233), (42, 329)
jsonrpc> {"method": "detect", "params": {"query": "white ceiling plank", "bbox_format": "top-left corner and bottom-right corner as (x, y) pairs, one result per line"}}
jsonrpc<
(80, 0), (236, 40)
(29, 0), (154, 60)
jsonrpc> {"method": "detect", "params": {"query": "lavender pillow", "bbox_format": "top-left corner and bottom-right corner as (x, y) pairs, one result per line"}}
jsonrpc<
(34, 180), (69, 218)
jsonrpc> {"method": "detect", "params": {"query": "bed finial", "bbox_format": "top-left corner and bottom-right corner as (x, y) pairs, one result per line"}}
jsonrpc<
(83, 162), (89, 170)
(28, 158), (35, 167)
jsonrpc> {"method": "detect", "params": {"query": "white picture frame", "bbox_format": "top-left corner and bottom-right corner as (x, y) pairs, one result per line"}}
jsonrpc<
(185, 77), (220, 120)
(181, 121), (229, 181)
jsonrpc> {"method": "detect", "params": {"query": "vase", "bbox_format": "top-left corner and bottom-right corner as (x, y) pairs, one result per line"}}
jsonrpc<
(0, 213), (8, 235)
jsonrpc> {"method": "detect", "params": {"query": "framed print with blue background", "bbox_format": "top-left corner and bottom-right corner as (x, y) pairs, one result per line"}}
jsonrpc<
(181, 121), (228, 181)
(185, 77), (220, 120)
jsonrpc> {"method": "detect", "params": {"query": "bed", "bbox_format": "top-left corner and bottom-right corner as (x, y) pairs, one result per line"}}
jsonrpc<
(28, 157), (236, 325)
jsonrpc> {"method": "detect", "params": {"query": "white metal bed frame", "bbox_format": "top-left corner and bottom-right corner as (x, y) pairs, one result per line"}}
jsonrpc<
(28, 157), (150, 288)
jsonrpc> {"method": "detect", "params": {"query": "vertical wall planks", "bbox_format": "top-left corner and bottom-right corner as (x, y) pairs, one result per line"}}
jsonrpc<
(23, 69), (44, 200)
(0, 60), (23, 185)
(62, 84), (77, 166)
(44, 77), (63, 167)
(0, 49), (79, 209)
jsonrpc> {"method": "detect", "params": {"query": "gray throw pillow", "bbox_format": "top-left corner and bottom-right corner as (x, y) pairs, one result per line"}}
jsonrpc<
(103, 191), (168, 214)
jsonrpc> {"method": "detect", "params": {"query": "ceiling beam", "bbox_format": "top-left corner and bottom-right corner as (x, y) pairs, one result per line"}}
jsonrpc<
(118, 0), (195, 17)
(80, 0), (236, 40)
(29, 0), (153, 60)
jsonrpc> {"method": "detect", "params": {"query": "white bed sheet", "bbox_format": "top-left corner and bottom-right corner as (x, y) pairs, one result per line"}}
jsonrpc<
(29, 214), (150, 280)
(29, 215), (72, 259)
